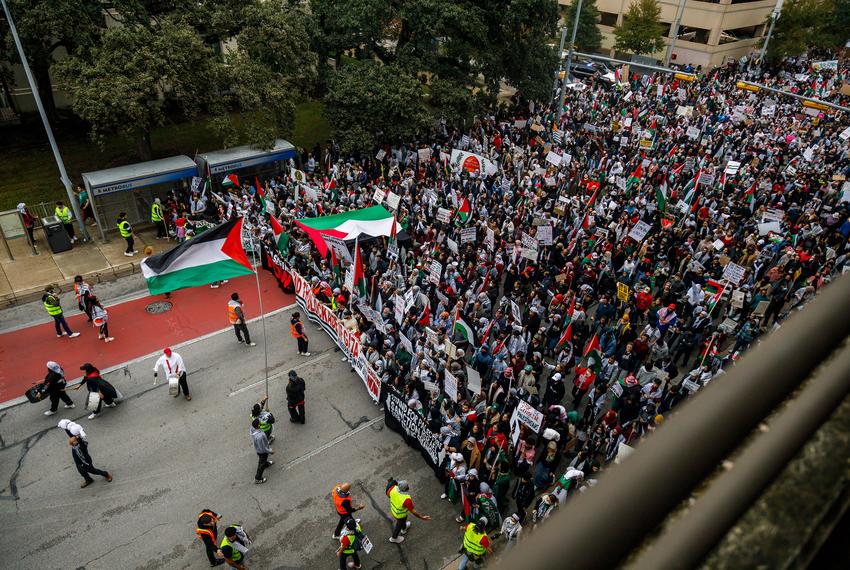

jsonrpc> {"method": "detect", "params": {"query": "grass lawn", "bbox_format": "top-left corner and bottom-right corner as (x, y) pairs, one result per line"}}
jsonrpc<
(0, 101), (330, 211)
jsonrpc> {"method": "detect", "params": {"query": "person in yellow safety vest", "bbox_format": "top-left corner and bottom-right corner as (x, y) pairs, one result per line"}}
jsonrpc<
(196, 509), (225, 566)
(219, 526), (248, 570)
(457, 518), (492, 570)
(117, 212), (137, 256)
(335, 517), (364, 570)
(386, 480), (431, 544)
(42, 285), (80, 338)
(290, 311), (310, 356)
(151, 198), (167, 239)
(228, 292), (256, 346)
(55, 200), (77, 243)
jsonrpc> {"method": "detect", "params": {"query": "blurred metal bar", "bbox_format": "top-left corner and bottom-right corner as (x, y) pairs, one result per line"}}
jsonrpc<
(497, 275), (850, 570)
(631, 338), (850, 569)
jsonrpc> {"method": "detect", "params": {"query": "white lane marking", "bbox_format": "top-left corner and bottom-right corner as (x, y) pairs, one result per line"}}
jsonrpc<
(282, 416), (384, 471)
(0, 303), (298, 411)
(227, 352), (334, 397)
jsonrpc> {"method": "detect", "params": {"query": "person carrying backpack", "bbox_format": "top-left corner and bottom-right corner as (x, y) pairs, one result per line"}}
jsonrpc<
(335, 517), (364, 570)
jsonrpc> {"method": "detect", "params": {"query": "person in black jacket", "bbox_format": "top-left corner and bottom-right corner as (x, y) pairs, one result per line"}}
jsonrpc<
(43, 361), (74, 416)
(69, 435), (112, 488)
(286, 370), (306, 424)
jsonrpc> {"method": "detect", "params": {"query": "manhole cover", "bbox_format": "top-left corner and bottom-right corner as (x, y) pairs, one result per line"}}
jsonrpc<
(145, 301), (173, 314)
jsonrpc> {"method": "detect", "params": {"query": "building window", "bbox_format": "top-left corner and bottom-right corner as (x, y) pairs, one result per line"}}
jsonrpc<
(675, 26), (711, 45)
(599, 12), (619, 27)
(719, 25), (760, 44)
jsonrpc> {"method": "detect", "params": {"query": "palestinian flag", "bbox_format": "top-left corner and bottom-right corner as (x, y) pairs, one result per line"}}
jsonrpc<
(655, 179), (668, 212)
(222, 174), (239, 189)
(269, 215), (289, 254)
(743, 180), (756, 213)
(660, 215), (675, 230)
(479, 320), (494, 346)
(255, 177), (268, 214)
(141, 217), (253, 295)
(626, 163), (642, 193)
(296, 205), (401, 257)
(457, 197), (471, 224)
(454, 313), (479, 346)
(682, 170), (701, 211)
(583, 334), (603, 373)
(352, 238), (367, 298)
(556, 321), (573, 351)
(705, 279), (726, 309)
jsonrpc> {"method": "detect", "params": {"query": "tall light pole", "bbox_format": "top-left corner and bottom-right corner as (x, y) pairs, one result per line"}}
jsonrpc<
(759, 0), (784, 64)
(560, 0), (584, 112)
(664, 0), (688, 67)
(1, 0), (89, 242)
(552, 26), (568, 107)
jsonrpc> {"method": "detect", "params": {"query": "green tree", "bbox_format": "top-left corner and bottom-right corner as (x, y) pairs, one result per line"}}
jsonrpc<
(0, 0), (104, 121)
(562, 0), (603, 53)
(613, 0), (665, 56)
(324, 61), (432, 154)
(56, 17), (219, 160)
(763, 0), (836, 62)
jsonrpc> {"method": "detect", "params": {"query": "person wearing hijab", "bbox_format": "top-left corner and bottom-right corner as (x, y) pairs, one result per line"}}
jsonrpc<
(58, 419), (91, 463)
(71, 363), (120, 420)
(43, 361), (74, 416)
(69, 434), (112, 488)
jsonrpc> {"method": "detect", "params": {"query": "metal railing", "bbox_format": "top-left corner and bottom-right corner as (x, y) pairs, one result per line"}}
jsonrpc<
(497, 274), (850, 570)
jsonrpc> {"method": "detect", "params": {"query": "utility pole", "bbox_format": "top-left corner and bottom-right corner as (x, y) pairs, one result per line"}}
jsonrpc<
(553, 26), (568, 107)
(1, 0), (89, 242)
(664, 0), (688, 67)
(560, 0), (584, 112)
(759, 0), (784, 64)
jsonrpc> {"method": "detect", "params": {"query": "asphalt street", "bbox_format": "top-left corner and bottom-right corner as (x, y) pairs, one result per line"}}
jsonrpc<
(0, 304), (462, 570)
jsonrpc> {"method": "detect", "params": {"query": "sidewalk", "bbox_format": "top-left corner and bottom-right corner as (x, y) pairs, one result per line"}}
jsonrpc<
(0, 269), (294, 406)
(0, 224), (163, 308)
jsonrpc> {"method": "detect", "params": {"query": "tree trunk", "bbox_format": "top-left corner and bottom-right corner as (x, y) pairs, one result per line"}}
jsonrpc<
(32, 58), (58, 123)
(136, 128), (153, 161)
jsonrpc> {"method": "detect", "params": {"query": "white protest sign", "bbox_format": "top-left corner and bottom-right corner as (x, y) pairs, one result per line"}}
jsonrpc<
(803, 148), (814, 162)
(403, 289), (416, 312)
(511, 300), (522, 324)
(429, 260), (442, 284)
(723, 261), (746, 286)
(386, 192), (401, 211)
(762, 208), (784, 222)
(444, 369), (459, 402)
(757, 221), (782, 236)
(545, 150), (562, 166)
(460, 227), (477, 244)
(372, 187), (386, 204)
(394, 297), (405, 325)
(485, 227), (495, 251)
(712, 239), (725, 250)
(724, 161), (741, 176)
(840, 126), (850, 141)
(628, 220), (652, 242)
(520, 232), (539, 261)
(686, 126), (700, 140)
(376, 149), (386, 161)
(466, 365), (481, 395)
(761, 106), (775, 117)
(191, 176), (203, 193)
(417, 148), (431, 163)
(731, 289), (745, 309)
(425, 326), (439, 347)
(437, 208), (452, 223)
(322, 235), (352, 263)
(537, 225), (553, 245)
(515, 400), (544, 433)
(446, 237), (458, 254)
(399, 331), (414, 354)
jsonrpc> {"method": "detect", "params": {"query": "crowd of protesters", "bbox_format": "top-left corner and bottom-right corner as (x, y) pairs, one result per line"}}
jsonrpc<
(155, 51), (850, 545)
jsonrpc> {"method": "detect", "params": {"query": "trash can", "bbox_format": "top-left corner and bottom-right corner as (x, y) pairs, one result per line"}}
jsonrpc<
(41, 216), (72, 253)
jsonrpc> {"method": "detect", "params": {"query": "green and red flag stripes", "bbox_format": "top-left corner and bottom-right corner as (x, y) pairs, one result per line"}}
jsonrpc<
(454, 313), (479, 346)
(296, 205), (400, 257)
(222, 174), (239, 188)
(742, 179), (756, 213)
(583, 334), (603, 373)
(626, 163), (642, 193)
(655, 179), (668, 212)
(141, 217), (253, 295)
(457, 197), (471, 224)
(352, 238), (367, 298)
(269, 215), (289, 254)
(557, 321), (573, 351)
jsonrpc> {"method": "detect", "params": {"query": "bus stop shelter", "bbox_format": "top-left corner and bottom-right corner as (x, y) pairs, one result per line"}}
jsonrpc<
(82, 156), (199, 240)
(195, 139), (297, 189)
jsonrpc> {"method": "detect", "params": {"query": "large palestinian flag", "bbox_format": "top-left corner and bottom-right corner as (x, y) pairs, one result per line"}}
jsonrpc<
(296, 205), (402, 257)
(141, 217), (253, 295)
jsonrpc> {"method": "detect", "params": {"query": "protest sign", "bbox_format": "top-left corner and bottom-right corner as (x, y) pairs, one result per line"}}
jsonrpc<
(466, 366), (481, 395)
(437, 207), (452, 223)
(322, 235), (352, 263)
(511, 300), (522, 324)
(686, 126), (700, 140)
(460, 227), (477, 244)
(386, 192), (401, 211)
(429, 260), (443, 284)
(373, 187), (386, 204)
(537, 225), (553, 245)
(384, 388), (447, 476)
(485, 227), (495, 250)
(417, 148), (431, 163)
(731, 290), (745, 309)
(394, 297), (405, 325)
(545, 151), (562, 166)
(520, 232), (539, 261)
(722, 261), (746, 286)
(628, 220), (652, 242)
(515, 400), (544, 433)
(617, 282), (630, 302)
(444, 369), (459, 402)
(446, 237), (458, 254)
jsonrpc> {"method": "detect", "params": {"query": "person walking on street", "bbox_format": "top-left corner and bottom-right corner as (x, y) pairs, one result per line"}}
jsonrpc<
(286, 371), (306, 424)
(250, 418), (274, 484)
(58, 419), (90, 462)
(154, 347), (191, 400)
(151, 198), (167, 239)
(386, 479), (431, 543)
(219, 525), (251, 570)
(72, 363), (120, 420)
(336, 517), (364, 570)
(332, 482), (366, 539)
(117, 212), (137, 257)
(290, 312), (310, 356)
(42, 361), (75, 415)
(229, 293), (256, 346)
(251, 397), (275, 443)
(69, 435), (112, 488)
(55, 200), (76, 243)
(74, 275), (94, 322)
(196, 509), (225, 567)
(89, 296), (114, 342)
(42, 285), (80, 339)
(457, 517), (492, 570)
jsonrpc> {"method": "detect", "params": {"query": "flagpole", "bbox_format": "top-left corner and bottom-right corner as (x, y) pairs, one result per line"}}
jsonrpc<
(247, 227), (270, 400)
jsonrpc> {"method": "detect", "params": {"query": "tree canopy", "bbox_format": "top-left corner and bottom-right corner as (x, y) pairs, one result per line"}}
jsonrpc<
(613, 0), (665, 56)
(562, 0), (603, 53)
(763, 0), (841, 62)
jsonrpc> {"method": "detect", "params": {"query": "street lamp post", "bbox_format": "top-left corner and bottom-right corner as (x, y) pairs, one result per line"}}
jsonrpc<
(553, 27), (568, 107)
(560, 0), (584, 112)
(664, 0), (688, 67)
(759, 0), (784, 64)
(1, 0), (89, 242)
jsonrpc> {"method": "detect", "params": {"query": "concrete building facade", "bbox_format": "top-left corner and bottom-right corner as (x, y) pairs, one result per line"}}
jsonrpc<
(561, 0), (778, 69)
